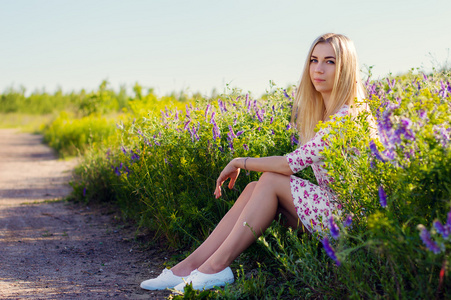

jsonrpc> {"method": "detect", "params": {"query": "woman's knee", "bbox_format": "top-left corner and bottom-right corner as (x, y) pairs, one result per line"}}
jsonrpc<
(235, 181), (258, 205)
(245, 181), (258, 190)
(242, 181), (258, 196)
(257, 172), (293, 204)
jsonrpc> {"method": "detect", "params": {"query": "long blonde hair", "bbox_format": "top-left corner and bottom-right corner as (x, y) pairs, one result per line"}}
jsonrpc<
(292, 33), (366, 144)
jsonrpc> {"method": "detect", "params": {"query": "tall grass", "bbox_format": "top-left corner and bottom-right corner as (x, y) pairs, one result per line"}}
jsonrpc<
(68, 70), (451, 298)
(4, 69), (450, 298)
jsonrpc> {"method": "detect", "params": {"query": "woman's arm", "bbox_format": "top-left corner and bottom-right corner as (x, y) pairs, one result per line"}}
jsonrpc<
(235, 156), (293, 175)
(214, 156), (292, 199)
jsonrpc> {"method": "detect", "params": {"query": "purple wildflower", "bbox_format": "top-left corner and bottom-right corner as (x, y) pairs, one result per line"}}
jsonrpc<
(369, 140), (386, 162)
(243, 144), (249, 151)
(434, 220), (449, 239)
(227, 125), (237, 141)
(343, 214), (353, 228)
(256, 109), (264, 122)
(283, 89), (290, 99)
(433, 125), (450, 148)
(396, 117), (415, 141)
(121, 146), (127, 155)
(210, 112), (216, 124)
(236, 131), (244, 137)
(419, 226), (442, 254)
(185, 104), (191, 119)
(83, 187), (87, 197)
(270, 116), (274, 124)
(438, 81), (447, 98)
(291, 134), (299, 146)
(218, 99), (227, 113)
(378, 185), (387, 208)
(328, 216), (340, 239)
(130, 151), (140, 161)
(184, 120), (191, 131)
(286, 123), (291, 130)
(188, 127), (194, 141)
(212, 122), (220, 141)
(246, 94), (251, 112)
(418, 109), (427, 120)
(205, 104), (210, 119)
(387, 78), (396, 93)
(322, 237), (340, 266)
(114, 167), (121, 176)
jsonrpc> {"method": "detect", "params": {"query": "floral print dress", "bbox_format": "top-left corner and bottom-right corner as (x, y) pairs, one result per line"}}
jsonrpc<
(285, 105), (349, 233)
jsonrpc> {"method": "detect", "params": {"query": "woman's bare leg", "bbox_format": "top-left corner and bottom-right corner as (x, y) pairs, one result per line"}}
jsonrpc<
(170, 181), (258, 276)
(197, 172), (297, 274)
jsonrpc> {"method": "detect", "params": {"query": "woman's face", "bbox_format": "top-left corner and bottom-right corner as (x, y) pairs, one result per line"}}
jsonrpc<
(309, 42), (336, 103)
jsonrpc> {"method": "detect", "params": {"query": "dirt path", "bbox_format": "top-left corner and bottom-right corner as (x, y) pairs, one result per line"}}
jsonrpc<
(0, 129), (172, 299)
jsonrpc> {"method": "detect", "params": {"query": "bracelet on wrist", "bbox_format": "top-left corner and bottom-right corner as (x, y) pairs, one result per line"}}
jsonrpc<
(243, 157), (250, 176)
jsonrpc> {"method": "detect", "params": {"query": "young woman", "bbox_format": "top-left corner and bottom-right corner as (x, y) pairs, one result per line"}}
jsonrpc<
(141, 33), (369, 292)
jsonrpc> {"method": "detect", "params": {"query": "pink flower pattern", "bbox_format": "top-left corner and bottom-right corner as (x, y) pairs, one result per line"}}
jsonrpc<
(286, 105), (349, 233)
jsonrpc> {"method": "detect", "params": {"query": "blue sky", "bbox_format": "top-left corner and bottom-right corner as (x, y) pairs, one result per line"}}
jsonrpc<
(1, 0), (450, 97)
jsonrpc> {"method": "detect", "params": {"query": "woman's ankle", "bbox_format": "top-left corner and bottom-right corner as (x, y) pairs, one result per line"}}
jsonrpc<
(170, 263), (197, 277)
(197, 261), (229, 274)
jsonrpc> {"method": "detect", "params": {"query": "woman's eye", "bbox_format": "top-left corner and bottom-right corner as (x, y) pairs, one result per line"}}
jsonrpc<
(310, 59), (318, 63)
(327, 60), (335, 64)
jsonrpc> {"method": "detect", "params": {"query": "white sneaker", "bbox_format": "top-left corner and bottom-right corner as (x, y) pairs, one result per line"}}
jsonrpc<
(173, 267), (234, 292)
(140, 269), (187, 290)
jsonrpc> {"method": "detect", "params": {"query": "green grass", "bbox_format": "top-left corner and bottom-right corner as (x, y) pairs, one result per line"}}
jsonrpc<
(0, 113), (54, 132)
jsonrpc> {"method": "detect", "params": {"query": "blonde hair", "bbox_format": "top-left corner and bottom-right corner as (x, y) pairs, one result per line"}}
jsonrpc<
(292, 33), (366, 144)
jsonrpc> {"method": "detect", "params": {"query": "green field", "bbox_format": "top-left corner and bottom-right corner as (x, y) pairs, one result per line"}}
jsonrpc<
(1, 70), (450, 298)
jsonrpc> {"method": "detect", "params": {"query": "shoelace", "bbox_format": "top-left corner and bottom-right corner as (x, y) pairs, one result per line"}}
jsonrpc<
(186, 270), (200, 282)
(158, 268), (170, 278)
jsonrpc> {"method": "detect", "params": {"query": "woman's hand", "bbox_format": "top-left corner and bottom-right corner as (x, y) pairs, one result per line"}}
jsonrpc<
(214, 158), (241, 199)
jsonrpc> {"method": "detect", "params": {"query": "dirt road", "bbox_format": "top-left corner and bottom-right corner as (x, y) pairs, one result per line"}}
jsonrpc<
(0, 129), (171, 299)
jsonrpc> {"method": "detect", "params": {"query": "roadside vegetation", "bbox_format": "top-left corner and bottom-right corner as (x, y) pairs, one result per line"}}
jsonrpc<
(1, 68), (450, 299)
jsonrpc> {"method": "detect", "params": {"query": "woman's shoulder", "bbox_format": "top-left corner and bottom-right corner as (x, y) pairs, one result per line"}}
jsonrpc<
(338, 104), (350, 114)
(331, 104), (350, 120)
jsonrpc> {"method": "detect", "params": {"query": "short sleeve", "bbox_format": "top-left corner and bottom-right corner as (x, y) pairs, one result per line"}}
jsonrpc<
(285, 127), (329, 173)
